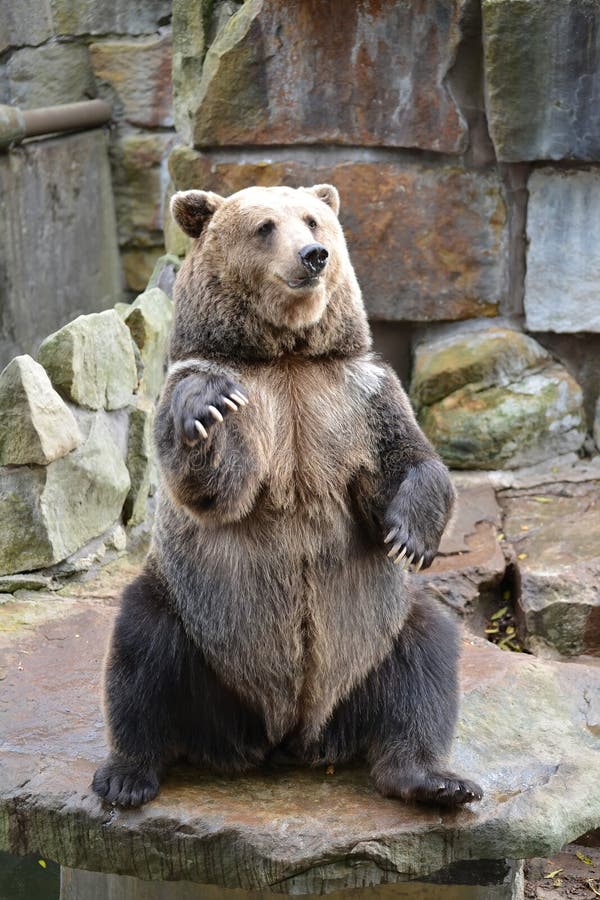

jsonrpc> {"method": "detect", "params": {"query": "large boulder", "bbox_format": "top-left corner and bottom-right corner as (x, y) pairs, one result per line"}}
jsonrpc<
(483, 0), (600, 161)
(38, 309), (138, 411)
(524, 169), (600, 333)
(169, 148), (508, 322)
(0, 414), (130, 576)
(123, 397), (156, 527)
(0, 355), (82, 465)
(123, 287), (173, 401)
(411, 326), (586, 469)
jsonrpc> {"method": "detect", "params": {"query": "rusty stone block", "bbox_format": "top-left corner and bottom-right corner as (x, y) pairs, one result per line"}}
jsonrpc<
(168, 148), (508, 321)
(90, 34), (173, 129)
(175, 0), (474, 152)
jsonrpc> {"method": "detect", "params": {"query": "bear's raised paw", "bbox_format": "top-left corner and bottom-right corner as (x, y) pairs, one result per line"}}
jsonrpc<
(172, 373), (249, 445)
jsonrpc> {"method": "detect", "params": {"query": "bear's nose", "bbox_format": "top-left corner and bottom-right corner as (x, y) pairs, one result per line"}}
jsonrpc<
(299, 243), (329, 275)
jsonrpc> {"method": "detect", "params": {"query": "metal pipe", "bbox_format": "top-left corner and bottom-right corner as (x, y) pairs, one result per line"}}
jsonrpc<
(0, 99), (112, 149)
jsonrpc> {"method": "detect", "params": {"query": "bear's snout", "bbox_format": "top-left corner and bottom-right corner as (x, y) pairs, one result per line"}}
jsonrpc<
(299, 243), (329, 276)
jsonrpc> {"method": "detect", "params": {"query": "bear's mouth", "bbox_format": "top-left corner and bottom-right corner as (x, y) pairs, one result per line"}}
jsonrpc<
(284, 275), (321, 290)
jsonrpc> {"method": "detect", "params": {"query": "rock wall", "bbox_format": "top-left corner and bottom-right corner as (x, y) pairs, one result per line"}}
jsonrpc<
(167, 0), (600, 464)
(0, 255), (179, 587)
(0, 0), (176, 299)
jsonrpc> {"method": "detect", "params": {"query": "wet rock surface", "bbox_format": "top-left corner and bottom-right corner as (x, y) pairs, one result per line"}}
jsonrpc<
(0, 559), (599, 893)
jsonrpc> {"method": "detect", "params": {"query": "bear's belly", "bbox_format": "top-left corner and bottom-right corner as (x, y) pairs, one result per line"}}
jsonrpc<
(153, 497), (410, 744)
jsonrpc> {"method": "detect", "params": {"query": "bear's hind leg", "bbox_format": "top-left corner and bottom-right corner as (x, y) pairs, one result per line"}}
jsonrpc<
(93, 570), (186, 807)
(367, 598), (482, 807)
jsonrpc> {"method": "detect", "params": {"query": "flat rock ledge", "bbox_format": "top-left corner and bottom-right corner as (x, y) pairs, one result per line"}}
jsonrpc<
(1, 560), (599, 895)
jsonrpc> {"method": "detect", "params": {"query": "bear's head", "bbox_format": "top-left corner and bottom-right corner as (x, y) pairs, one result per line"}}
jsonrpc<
(169, 184), (371, 363)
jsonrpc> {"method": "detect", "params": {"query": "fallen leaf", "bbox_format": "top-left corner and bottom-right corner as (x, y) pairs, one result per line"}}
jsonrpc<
(533, 496), (552, 503)
(544, 868), (563, 879)
(497, 532), (505, 541)
(517, 553), (528, 560)
(326, 765), (335, 776)
(38, 860), (47, 869)
(576, 851), (593, 865)
(502, 589), (511, 601)
(520, 524), (529, 531)
(587, 879), (600, 898)
(491, 606), (508, 621)
(484, 626), (499, 635)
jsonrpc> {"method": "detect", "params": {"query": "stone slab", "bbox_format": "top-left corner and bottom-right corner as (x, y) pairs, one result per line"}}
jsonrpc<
(112, 132), (176, 248)
(525, 169), (600, 334)
(50, 0), (172, 36)
(5, 43), (96, 109)
(499, 478), (600, 658)
(90, 35), (173, 129)
(0, 560), (599, 893)
(483, 0), (600, 161)
(176, 0), (471, 152)
(168, 149), (508, 322)
(0, 131), (122, 371)
(0, 0), (53, 53)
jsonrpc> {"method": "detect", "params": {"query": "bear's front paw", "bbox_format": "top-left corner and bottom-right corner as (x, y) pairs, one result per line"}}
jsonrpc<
(383, 523), (429, 572)
(172, 374), (249, 445)
(383, 500), (442, 572)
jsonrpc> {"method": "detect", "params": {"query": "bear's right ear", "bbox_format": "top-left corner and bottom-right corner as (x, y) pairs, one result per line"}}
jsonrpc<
(170, 190), (224, 238)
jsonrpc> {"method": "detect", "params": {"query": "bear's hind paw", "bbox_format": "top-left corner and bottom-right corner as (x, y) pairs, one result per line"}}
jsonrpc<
(375, 765), (483, 808)
(92, 756), (160, 808)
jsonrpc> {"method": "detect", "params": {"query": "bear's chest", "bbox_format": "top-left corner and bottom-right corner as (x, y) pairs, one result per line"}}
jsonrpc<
(253, 358), (375, 512)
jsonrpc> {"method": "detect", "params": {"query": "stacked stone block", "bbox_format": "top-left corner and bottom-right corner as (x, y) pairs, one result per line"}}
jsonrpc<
(0, 0), (175, 295)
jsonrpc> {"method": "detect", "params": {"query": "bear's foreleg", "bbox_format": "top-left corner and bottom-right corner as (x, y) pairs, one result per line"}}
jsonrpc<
(155, 368), (272, 521)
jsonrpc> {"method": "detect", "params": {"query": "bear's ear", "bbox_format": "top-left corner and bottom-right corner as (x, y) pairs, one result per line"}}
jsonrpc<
(306, 184), (340, 217)
(170, 190), (224, 238)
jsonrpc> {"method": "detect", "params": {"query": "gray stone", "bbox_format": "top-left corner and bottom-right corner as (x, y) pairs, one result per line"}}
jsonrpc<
(123, 397), (155, 526)
(111, 132), (176, 248)
(50, 0), (171, 36)
(525, 169), (600, 333)
(499, 479), (600, 658)
(0, 573), (51, 593)
(90, 35), (173, 129)
(0, 415), (130, 575)
(0, 131), (122, 371)
(6, 43), (96, 109)
(0, 564), (599, 891)
(411, 327), (587, 469)
(123, 288), (172, 400)
(0, 0), (53, 53)
(175, 0), (473, 153)
(483, 0), (600, 161)
(0, 355), (82, 465)
(39, 310), (138, 411)
(147, 253), (181, 299)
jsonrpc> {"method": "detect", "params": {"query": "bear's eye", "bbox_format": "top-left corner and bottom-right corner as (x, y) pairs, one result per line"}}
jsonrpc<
(257, 220), (275, 237)
(307, 218), (318, 230)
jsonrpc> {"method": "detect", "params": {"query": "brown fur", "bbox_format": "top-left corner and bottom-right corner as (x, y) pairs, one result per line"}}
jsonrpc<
(93, 184), (482, 809)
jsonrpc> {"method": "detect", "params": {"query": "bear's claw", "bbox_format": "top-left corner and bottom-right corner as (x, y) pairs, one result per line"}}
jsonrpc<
(384, 528), (425, 572)
(174, 375), (249, 444)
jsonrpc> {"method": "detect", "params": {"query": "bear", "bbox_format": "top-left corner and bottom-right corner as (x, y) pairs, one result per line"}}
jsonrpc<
(92, 183), (483, 809)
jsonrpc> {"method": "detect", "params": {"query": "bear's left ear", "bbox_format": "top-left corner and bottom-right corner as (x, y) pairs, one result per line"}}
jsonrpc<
(307, 184), (340, 217)
(170, 190), (224, 238)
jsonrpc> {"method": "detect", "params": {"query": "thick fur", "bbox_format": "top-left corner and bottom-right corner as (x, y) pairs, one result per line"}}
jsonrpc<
(93, 185), (482, 809)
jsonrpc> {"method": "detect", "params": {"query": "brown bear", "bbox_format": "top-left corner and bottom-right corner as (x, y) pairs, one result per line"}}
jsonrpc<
(92, 183), (483, 809)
